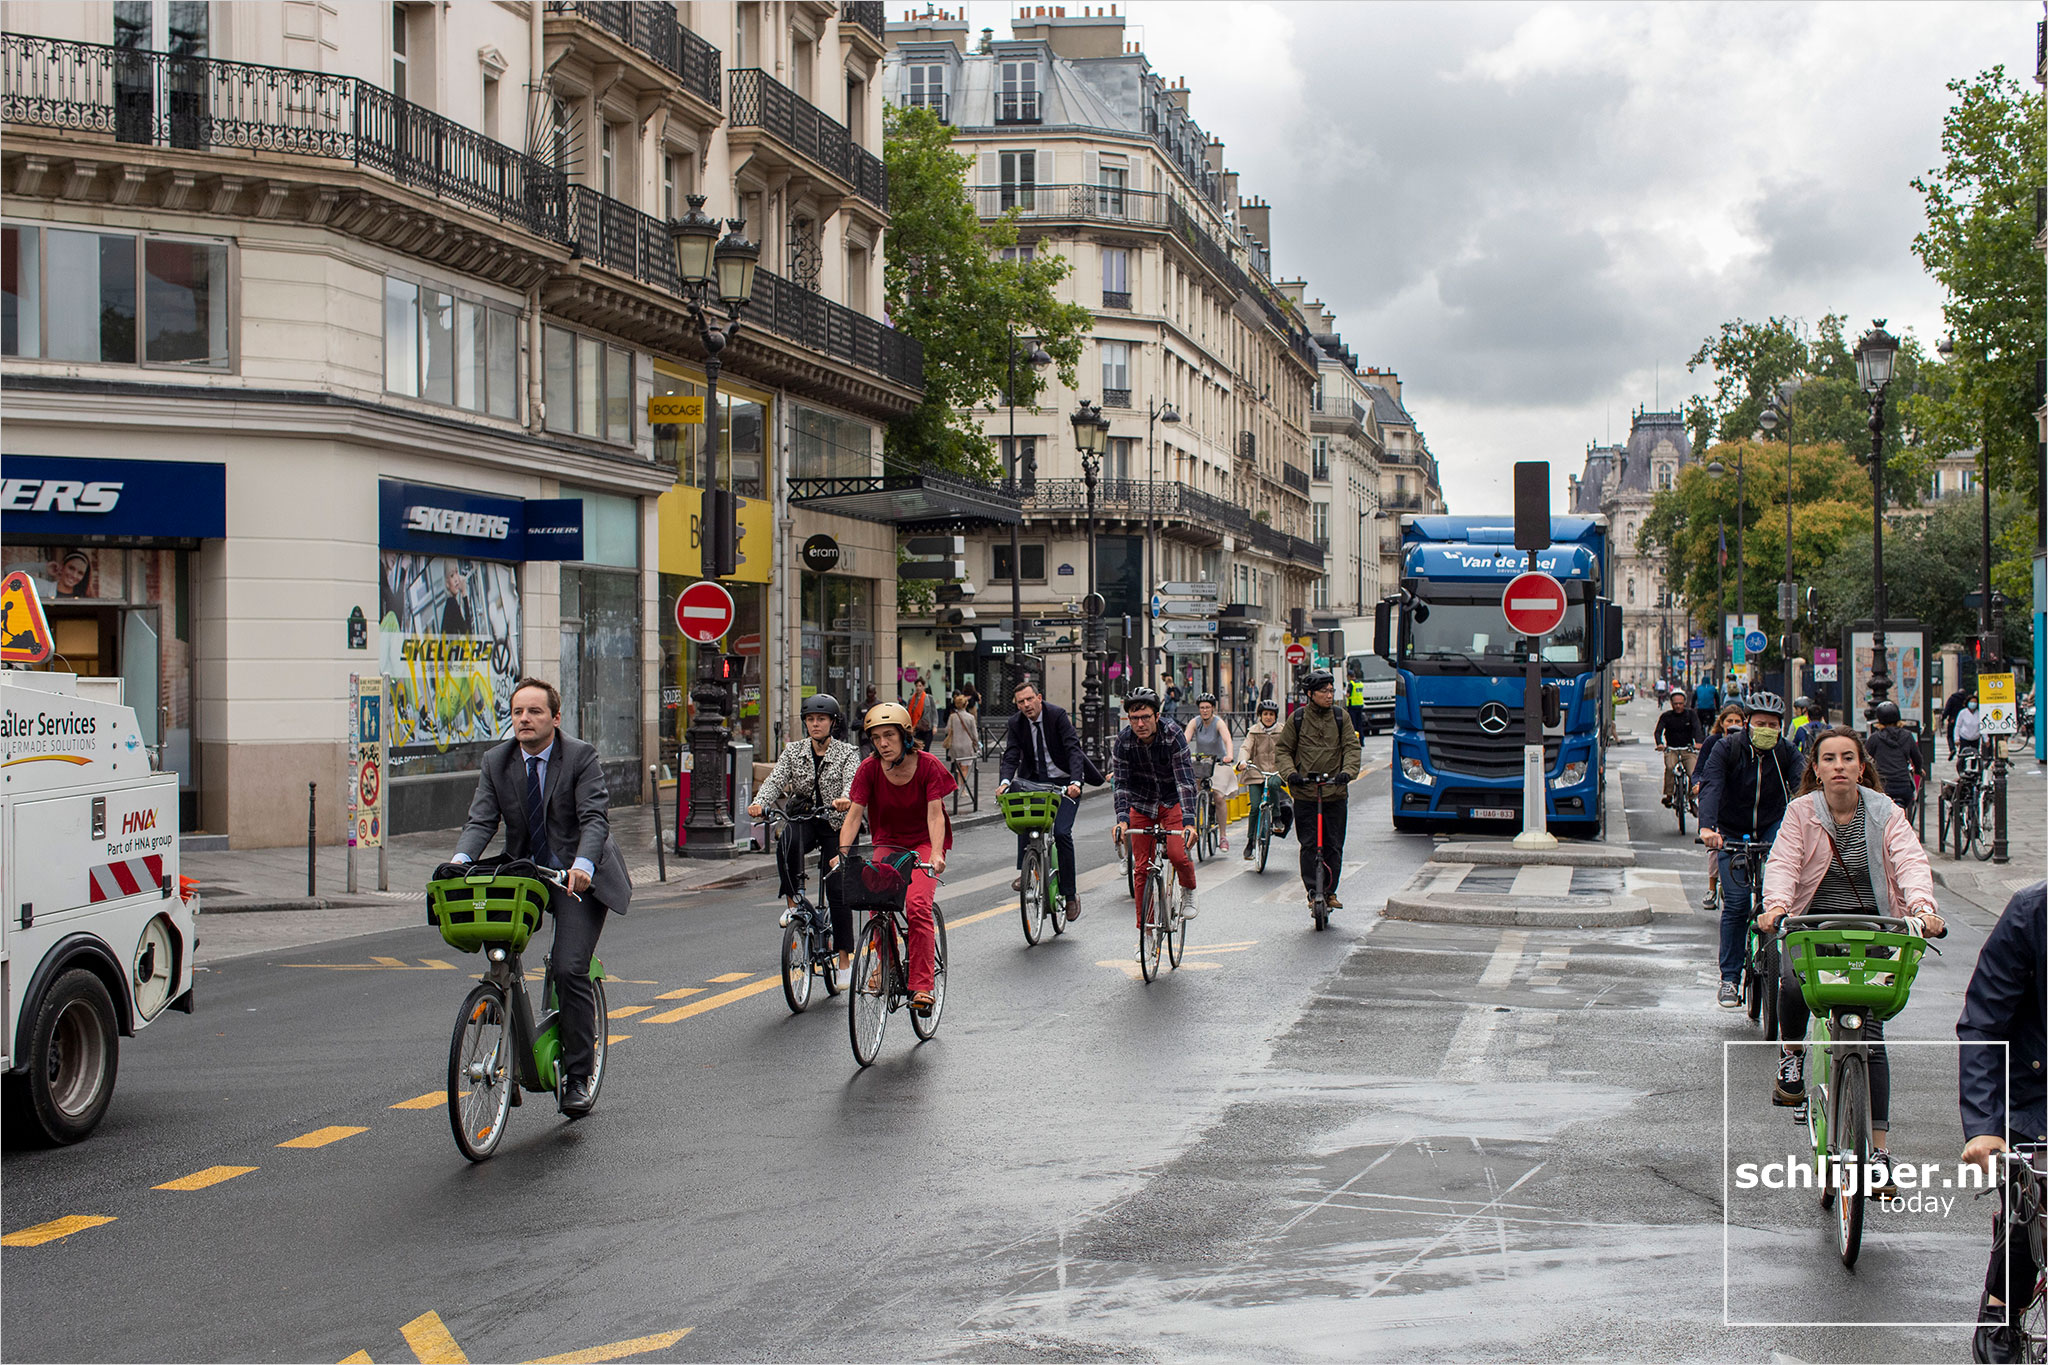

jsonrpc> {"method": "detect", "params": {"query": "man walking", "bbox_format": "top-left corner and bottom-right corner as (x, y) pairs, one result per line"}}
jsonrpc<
(451, 677), (631, 1116)
(997, 678), (1090, 920)
(1276, 669), (1361, 913)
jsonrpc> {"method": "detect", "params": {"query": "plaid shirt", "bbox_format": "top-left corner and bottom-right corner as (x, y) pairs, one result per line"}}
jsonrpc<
(1111, 722), (1200, 823)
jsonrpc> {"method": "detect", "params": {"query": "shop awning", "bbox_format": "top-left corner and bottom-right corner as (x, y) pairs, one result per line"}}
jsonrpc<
(785, 471), (1020, 527)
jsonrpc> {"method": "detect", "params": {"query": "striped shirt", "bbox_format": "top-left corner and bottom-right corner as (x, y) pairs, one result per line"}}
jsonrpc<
(1810, 792), (1877, 914)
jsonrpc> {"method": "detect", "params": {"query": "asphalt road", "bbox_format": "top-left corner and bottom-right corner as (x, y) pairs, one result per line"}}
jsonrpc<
(1, 726), (2020, 1362)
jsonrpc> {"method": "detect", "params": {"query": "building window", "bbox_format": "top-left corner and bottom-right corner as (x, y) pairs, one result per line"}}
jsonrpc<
(997, 60), (1039, 123)
(1101, 247), (1129, 309)
(662, 153), (678, 220)
(1314, 574), (1329, 609)
(117, 0), (209, 56)
(1627, 576), (1636, 604)
(5, 224), (229, 369)
(1656, 462), (1673, 491)
(600, 122), (616, 197)
(1100, 340), (1130, 405)
(999, 435), (1038, 490)
(1097, 160), (1126, 216)
(386, 275), (519, 417)
(998, 245), (1034, 263)
(999, 150), (1036, 211)
(1312, 501), (1330, 547)
(1311, 436), (1330, 480)
(991, 542), (1046, 582)
(391, 4), (409, 100)
(541, 328), (633, 443)
(1107, 436), (1133, 483)
(906, 62), (946, 119)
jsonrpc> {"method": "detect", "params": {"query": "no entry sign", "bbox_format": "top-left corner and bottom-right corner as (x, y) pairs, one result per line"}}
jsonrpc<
(1502, 571), (1568, 637)
(1285, 642), (1309, 666)
(675, 580), (736, 644)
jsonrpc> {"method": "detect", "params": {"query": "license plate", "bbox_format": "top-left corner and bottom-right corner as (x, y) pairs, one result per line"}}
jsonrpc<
(1469, 808), (1516, 820)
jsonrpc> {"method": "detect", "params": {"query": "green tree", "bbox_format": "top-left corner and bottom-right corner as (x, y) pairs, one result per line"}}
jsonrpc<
(1811, 491), (2034, 663)
(882, 105), (1093, 479)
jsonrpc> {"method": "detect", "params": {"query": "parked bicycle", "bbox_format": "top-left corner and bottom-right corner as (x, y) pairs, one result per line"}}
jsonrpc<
(1120, 824), (1189, 983)
(761, 805), (843, 1013)
(1941, 745), (1995, 861)
(1000, 787), (1071, 945)
(427, 861), (608, 1162)
(843, 849), (949, 1067)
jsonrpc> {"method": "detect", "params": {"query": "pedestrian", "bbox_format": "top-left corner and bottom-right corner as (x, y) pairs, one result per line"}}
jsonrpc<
(1864, 701), (1923, 811)
(1162, 685), (1181, 725)
(944, 690), (980, 810)
(447, 677), (632, 1117)
(1276, 669), (1361, 914)
(1955, 694), (1984, 758)
(996, 677), (1096, 920)
(1944, 684), (1972, 760)
(908, 677), (934, 751)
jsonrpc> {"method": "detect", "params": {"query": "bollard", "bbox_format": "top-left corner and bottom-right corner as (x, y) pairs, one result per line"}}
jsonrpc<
(649, 764), (668, 883)
(1991, 736), (2009, 864)
(307, 781), (317, 897)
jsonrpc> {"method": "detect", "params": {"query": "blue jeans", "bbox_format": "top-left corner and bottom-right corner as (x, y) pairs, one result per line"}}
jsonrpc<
(1716, 821), (1782, 982)
(1012, 784), (1078, 904)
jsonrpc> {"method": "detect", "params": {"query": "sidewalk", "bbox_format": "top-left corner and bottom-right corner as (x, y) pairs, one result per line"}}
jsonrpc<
(1924, 741), (2046, 915)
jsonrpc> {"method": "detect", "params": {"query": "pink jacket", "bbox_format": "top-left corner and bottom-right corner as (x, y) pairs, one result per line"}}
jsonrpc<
(1761, 788), (1938, 920)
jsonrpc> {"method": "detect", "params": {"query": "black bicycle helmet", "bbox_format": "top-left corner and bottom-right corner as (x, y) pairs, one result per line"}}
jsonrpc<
(1302, 669), (1336, 693)
(1873, 700), (1901, 725)
(1258, 697), (1280, 716)
(1194, 692), (1217, 705)
(801, 693), (842, 719)
(1122, 687), (1161, 713)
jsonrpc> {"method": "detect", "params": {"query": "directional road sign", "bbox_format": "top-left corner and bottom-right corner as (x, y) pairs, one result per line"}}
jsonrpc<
(1501, 571), (1568, 637)
(1159, 619), (1218, 636)
(1157, 581), (1220, 599)
(1164, 639), (1217, 655)
(1688, 635), (1706, 651)
(675, 580), (736, 644)
(1158, 601), (1220, 619)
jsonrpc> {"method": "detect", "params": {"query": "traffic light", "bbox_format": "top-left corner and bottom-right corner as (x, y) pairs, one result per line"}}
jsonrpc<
(710, 653), (744, 684)
(1290, 606), (1307, 638)
(936, 603), (978, 652)
(701, 487), (737, 578)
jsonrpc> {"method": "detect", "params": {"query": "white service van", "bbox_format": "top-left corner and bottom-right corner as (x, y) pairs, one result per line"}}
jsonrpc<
(2, 669), (197, 1143)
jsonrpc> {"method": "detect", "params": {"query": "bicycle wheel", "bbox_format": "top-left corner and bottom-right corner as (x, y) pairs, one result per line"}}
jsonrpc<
(1743, 927), (1763, 1024)
(448, 983), (513, 1163)
(1019, 844), (1045, 946)
(1936, 789), (1950, 854)
(820, 913), (843, 997)
(584, 978), (608, 1109)
(1952, 793), (1972, 860)
(1675, 775), (1688, 834)
(1166, 884), (1187, 969)
(1048, 851), (1068, 936)
(1124, 835), (1135, 897)
(781, 921), (813, 1013)
(1256, 805), (1272, 873)
(1137, 869), (1163, 983)
(1974, 786), (1997, 862)
(1192, 802), (1209, 864)
(1807, 1029), (1833, 1210)
(911, 906), (947, 1041)
(1312, 897), (1329, 932)
(848, 917), (889, 1068)
(1759, 936), (1780, 1041)
(1832, 1053), (1870, 1267)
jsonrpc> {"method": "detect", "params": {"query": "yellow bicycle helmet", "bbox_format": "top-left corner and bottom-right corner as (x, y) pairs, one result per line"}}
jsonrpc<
(863, 701), (913, 732)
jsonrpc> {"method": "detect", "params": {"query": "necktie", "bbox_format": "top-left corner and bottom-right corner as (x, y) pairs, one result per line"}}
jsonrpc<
(1034, 721), (1051, 776)
(525, 755), (556, 868)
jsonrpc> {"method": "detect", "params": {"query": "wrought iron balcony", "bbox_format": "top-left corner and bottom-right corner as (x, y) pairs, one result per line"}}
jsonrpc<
(846, 2), (888, 42)
(1101, 290), (1131, 310)
(567, 185), (676, 289)
(728, 67), (886, 210)
(543, 3), (720, 109)
(0, 34), (565, 237)
(968, 182), (1166, 226)
(1101, 388), (1131, 408)
(995, 91), (1041, 124)
(1282, 464), (1310, 495)
(905, 91), (950, 124)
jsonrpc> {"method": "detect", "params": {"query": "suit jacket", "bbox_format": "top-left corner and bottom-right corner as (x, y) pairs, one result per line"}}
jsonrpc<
(1000, 703), (1103, 787)
(457, 734), (633, 913)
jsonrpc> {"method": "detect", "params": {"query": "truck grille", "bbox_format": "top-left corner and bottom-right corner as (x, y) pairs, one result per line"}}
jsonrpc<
(1420, 705), (1561, 780)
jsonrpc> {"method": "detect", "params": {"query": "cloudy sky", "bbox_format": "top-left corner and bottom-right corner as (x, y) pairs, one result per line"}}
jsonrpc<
(951, 0), (2037, 509)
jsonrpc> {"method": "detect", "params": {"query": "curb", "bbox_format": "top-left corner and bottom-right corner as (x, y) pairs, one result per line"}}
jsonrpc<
(1430, 841), (1636, 868)
(199, 896), (403, 914)
(1382, 892), (1652, 928)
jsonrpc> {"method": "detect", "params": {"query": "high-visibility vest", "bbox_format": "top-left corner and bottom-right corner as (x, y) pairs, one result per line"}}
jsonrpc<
(1349, 679), (1365, 706)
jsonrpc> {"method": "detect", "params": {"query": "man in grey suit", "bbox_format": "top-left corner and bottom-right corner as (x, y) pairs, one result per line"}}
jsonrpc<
(452, 677), (631, 1115)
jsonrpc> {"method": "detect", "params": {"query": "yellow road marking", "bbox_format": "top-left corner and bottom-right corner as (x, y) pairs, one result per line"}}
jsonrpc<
(646, 976), (781, 1023)
(607, 1034), (631, 1044)
(339, 1351), (373, 1363)
(946, 905), (1009, 928)
(606, 1004), (652, 1018)
(1193, 939), (1259, 949)
(155, 1165), (257, 1191)
(2, 1214), (115, 1246)
(285, 959), (457, 972)
(1183, 943), (1255, 955)
(525, 1328), (694, 1364)
(1097, 958), (1222, 980)
(400, 1310), (469, 1364)
(391, 1092), (447, 1110)
(278, 1126), (367, 1149)
(705, 972), (753, 983)
(653, 987), (704, 1001)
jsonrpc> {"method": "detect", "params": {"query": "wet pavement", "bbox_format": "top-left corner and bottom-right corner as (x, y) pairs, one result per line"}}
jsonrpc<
(4, 717), (2036, 1362)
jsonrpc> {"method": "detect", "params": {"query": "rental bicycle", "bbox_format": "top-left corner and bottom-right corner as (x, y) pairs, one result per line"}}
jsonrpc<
(1192, 755), (1218, 863)
(1121, 823), (1189, 983)
(1300, 772), (1341, 931)
(1720, 838), (1779, 1037)
(843, 849), (949, 1068)
(761, 805), (843, 1013)
(1241, 766), (1286, 873)
(427, 861), (609, 1162)
(1984, 1143), (2048, 1361)
(1780, 913), (1932, 1268)
(1000, 786), (1070, 946)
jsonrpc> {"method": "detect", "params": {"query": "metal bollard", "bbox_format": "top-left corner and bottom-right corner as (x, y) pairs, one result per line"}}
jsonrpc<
(1991, 737), (2009, 864)
(307, 781), (317, 897)
(649, 764), (667, 883)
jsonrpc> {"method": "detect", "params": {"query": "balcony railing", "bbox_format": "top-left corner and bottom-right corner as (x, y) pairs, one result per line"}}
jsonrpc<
(1162, 196), (1318, 370)
(1282, 464), (1310, 495)
(752, 266), (923, 390)
(904, 91), (950, 124)
(1101, 388), (1131, 408)
(543, 2), (720, 108)
(1, 34), (566, 237)
(728, 67), (886, 209)
(968, 182), (1167, 226)
(1101, 290), (1131, 310)
(995, 91), (1041, 124)
(567, 184), (676, 289)
(846, 2), (887, 41)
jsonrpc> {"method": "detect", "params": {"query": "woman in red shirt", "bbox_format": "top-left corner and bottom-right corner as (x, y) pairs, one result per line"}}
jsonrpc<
(839, 702), (954, 1010)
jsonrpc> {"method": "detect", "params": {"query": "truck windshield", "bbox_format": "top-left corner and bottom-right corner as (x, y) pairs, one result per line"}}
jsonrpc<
(1348, 655), (1396, 683)
(1404, 598), (1590, 666)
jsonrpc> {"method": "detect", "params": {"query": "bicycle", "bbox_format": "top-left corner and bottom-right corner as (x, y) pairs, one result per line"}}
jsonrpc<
(1241, 766), (1285, 873)
(1120, 823), (1189, 983)
(1659, 745), (1697, 834)
(1299, 772), (1341, 931)
(1191, 755), (1217, 863)
(1780, 913), (1932, 1268)
(843, 849), (949, 1068)
(761, 805), (844, 1014)
(427, 862), (609, 1163)
(1942, 745), (1987, 860)
(1713, 838), (1778, 1038)
(1983, 1143), (2048, 1361)
(1000, 786), (1070, 946)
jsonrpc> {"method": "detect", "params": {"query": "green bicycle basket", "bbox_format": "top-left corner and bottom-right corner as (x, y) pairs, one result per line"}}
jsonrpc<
(428, 872), (551, 954)
(1783, 926), (1927, 1020)
(998, 788), (1063, 834)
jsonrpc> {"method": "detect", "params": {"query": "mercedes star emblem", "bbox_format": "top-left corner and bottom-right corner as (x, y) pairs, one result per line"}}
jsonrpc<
(1478, 702), (1512, 735)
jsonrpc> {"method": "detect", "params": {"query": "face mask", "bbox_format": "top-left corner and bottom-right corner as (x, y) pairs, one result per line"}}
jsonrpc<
(1750, 726), (1780, 750)
(1968, 700), (1979, 711)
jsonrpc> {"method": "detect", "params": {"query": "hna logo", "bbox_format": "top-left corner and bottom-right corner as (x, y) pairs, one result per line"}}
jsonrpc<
(121, 809), (157, 835)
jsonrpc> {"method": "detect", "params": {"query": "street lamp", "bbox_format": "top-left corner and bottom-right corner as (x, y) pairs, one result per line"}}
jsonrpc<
(1937, 331), (2009, 863)
(1005, 330), (1052, 705)
(1072, 399), (1112, 760)
(1706, 447), (1746, 692)
(1854, 320), (1900, 719)
(1142, 396), (1180, 690)
(1757, 399), (1796, 729)
(667, 195), (759, 858)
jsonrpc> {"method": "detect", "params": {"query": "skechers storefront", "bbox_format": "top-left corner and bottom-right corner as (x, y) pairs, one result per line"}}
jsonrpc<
(1, 453), (223, 830)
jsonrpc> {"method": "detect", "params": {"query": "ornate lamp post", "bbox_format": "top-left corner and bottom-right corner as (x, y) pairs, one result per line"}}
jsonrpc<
(1005, 330), (1052, 703)
(1706, 448), (1746, 692)
(668, 195), (760, 857)
(1854, 321), (1900, 718)
(1142, 396), (1180, 691)
(1071, 399), (1112, 761)
(1937, 331), (2008, 862)
(1758, 384), (1801, 729)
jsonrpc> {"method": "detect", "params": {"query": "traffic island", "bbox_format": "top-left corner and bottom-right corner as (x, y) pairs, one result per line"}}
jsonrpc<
(1428, 841), (1635, 868)
(1382, 861), (1652, 927)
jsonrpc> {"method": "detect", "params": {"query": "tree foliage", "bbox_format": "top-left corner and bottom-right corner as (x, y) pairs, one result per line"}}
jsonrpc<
(1811, 491), (2034, 664)
(882, 105), (1094, 479)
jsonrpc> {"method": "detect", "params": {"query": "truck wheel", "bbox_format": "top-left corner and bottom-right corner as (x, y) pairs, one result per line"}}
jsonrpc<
(17, 968), (121, 1145)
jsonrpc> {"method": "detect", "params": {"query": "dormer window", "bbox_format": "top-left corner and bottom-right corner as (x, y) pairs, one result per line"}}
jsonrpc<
(906, 63), (949, 123)
(998, 60), (1040, 123)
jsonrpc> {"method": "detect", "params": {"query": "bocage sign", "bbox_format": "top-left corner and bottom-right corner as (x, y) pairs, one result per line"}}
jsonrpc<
(379, 481), (583, 561)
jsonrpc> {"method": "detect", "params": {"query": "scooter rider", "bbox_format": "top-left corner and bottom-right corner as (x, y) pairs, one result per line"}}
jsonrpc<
(1697, 692), (1806, 1009)
(1276, 669), (1361, 912)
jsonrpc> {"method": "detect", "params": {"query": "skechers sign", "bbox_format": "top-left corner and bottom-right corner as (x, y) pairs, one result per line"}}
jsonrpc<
(0, 455), (226, 540)
(379, 481), (583, 561)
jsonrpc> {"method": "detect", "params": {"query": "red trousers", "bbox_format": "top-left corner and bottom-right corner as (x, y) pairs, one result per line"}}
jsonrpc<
(870, 844), (938, 994)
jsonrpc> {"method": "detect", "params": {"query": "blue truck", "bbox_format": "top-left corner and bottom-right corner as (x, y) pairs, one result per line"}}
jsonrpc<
(1373, 515), (1623, 837)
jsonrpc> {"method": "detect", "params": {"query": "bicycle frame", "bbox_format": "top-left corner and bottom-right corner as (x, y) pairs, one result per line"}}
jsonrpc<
(478, 946), (559, 1093)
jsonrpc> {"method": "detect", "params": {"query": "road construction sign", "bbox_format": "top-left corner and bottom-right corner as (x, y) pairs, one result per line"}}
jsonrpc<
(0, 570), (53, 664)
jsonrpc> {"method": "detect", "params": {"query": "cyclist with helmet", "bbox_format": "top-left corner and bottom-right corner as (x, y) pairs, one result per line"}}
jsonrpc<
(1787, 694), (1815, 747)
(750, 694), (861, 973)
(1183, 692), (1237, 852)
(1238, 696), (1291, 857)
(1277, 669), (1361, 911)
(1111, 688), (1202, 920)
(838, 701), (954, 1013)
(1865, 700), (1924, 813)
(1697, 691), (1806, 1008)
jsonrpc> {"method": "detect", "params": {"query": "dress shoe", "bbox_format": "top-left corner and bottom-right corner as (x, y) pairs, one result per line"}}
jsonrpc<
(559, 1074), (597, 1117)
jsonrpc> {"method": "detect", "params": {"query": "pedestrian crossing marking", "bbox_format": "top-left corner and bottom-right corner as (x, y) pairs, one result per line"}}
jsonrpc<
(390, 1092), (448, 1110)
(155, 1165), (257, 1191)
(706, 972), (753, 983)
(342, 1319), (690, 1364)
(653, 987), (704, 1001)
(400, 1309), (469, 1364)
(2, 1214), (115, 1246)
(278, 1126), (367, 1149)
(524, 1327), (694, 1363)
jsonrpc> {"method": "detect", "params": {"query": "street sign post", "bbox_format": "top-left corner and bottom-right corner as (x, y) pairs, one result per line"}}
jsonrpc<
(1508, 470), (1557, 850)
(345, 673), (388, 893)
(1164, 639), (1217, 655)
(1158, 619), (1218, 636)
(1980, 672), (2017, 735)
(1745, 629), (1768, 657)
(1158, 601), (1220, 619)
(1812, 646), (1838, 682)
(675, 580), (736, 644)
